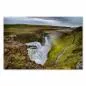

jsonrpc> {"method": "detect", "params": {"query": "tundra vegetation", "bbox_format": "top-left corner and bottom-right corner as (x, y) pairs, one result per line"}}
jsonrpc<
(4, 24), (82, 69)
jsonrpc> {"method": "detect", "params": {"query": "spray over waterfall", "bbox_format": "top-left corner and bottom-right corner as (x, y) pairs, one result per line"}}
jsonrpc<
(26, 35), (51, 65)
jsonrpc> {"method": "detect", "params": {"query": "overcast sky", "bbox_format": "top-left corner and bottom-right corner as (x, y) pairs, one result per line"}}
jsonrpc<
(4, 17), (83, 27)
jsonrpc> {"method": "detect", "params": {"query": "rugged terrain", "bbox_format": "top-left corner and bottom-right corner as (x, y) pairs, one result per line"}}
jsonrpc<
(44, 27), (82, 69)
(4, 24), (82, 69)
(4, 39), (44, 69)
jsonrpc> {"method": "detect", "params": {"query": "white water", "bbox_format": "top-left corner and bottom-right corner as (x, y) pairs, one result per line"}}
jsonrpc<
(25, 32), (62, 65)
(26, 36), (51, 65)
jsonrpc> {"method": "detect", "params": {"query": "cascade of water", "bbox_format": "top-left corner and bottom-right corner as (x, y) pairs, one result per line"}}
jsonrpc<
(26, 36), (51, 65)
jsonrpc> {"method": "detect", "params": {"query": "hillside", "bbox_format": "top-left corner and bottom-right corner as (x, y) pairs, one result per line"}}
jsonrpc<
(44, 27), (82, 69)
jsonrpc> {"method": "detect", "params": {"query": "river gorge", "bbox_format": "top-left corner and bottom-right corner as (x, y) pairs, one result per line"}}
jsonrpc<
(25, 32), (62, 65)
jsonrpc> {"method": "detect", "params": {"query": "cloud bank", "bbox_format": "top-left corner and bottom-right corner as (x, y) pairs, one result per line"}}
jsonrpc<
(4, 17), (83, 27)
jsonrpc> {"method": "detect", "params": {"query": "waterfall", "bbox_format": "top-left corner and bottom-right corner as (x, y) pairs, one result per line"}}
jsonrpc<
(26, 36), (51, 65)
(25, 32), (62, 65)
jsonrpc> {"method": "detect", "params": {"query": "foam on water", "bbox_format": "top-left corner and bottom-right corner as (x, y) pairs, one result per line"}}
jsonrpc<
(26, 36), (51, 65)
(25, 32), (62, 65)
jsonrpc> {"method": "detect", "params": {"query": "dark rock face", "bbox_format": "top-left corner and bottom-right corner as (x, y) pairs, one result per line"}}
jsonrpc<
(4, 40), (44, 69)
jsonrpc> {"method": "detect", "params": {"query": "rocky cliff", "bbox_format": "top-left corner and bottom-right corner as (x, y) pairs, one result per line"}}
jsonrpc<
(4, 40), (44, 69)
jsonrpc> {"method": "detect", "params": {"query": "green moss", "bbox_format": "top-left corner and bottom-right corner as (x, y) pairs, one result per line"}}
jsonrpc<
(44, 30), (82, 69)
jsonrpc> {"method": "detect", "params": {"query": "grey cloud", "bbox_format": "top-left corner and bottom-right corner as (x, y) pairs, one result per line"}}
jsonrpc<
(4, 17), (83, 27)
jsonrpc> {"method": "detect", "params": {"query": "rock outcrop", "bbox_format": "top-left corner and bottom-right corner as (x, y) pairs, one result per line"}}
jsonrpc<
(4, 40), (44, 69)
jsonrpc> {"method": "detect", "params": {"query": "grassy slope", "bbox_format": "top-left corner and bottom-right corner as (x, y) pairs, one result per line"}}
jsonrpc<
(44, 29), (82, 69)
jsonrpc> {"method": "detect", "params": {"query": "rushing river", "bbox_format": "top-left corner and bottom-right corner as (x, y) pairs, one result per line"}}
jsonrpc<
(25, 32), (62, 65)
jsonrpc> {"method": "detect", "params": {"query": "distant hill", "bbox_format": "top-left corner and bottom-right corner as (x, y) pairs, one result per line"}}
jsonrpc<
(73, 26), (82, 31)
(4, 24), (72, 29)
